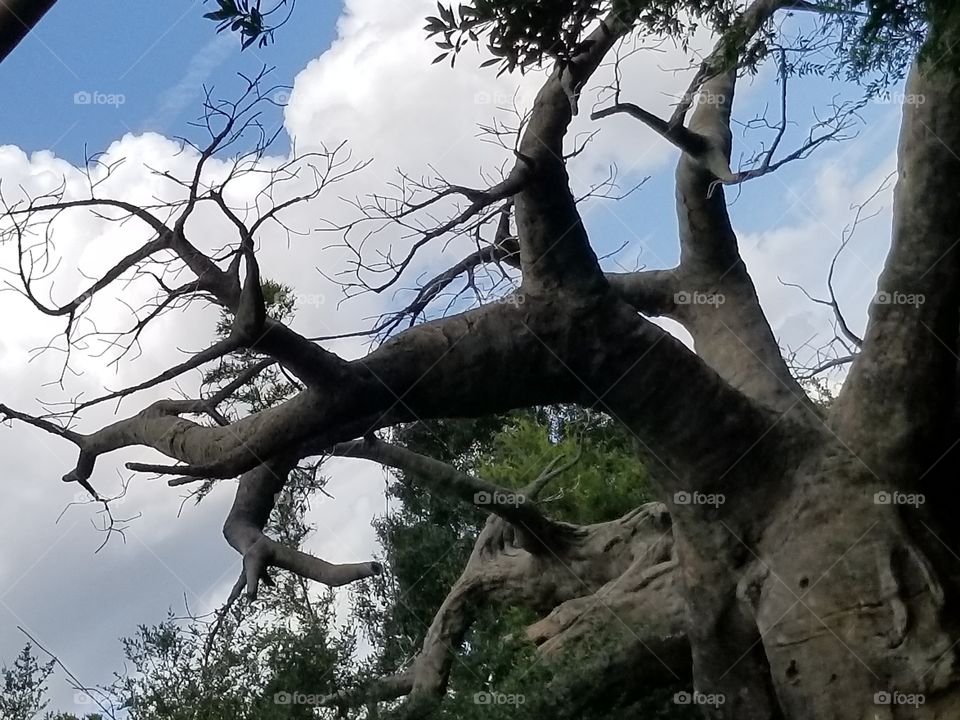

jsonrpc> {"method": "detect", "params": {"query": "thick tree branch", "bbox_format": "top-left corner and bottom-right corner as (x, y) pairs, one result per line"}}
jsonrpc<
(591, 101), (716, 170)
(833, 45), (960, 483)
(668, 0), (832, 129)
(332, 435), (573, 552)
(662, 2), (817, 412)
(586, 1), (818, 414)
(222, 456), (381, 598)
(111, 292), (785, 501)
(513, 13), (635, 292)
(606, 269), (680, 316)
(73, 391), (323, 483)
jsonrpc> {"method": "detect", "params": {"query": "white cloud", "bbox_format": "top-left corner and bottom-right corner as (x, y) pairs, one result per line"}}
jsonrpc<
(147, 32), (238, 133)
(738, 136), (899, 370)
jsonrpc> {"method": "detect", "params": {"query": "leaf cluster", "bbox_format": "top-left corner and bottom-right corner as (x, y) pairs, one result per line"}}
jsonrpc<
(424, 1), (740, 73)
(203, 0), (289, 49)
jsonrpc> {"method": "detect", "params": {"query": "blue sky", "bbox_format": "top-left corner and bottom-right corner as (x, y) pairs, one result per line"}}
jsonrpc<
(0, 0), (343, 161)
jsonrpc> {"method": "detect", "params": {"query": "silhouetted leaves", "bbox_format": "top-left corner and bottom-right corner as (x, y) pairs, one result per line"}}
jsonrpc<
(424, 0), (959, 88)
(203, 0), (290, 49)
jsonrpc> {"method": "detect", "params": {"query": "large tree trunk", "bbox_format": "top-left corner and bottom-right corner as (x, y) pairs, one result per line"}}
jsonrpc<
(672, 23), (960, 719)
(746, 451), (958, 719)
(374, 13), (960, 718)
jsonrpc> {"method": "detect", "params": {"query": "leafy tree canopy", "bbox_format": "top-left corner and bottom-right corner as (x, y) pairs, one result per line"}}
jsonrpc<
(422, 0), (960, 82)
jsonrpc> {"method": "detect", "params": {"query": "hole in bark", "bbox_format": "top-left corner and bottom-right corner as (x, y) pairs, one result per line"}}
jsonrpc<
(799, 577), (810, 589)
(786, 660), (799, 682)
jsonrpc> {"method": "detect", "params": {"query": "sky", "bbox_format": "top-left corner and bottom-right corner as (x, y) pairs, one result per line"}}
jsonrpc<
(0, 0), (343, 159)
(0, 0), (909, 714)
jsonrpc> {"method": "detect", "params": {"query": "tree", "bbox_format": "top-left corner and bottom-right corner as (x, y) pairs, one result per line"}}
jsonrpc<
(0, 644), (99, 720)
(2, 0), (960, 718)
(111, 597), (356, 720)
(1, 645), (55, 720)
(85, 285), (361, 720)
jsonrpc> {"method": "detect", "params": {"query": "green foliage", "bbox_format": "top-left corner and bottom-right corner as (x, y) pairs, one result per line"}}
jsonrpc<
(353, 407), (670, 718)
(832, 0), (960, 82)
(351, 416), (508, 673)
(202, 0), (295, 49)
(364, 605), (698, 720)
(424, 0), (739, 72)
(201, 0), (960, 90)
(0, 645), (100, 720)
(1, 645), (54, 720)
(477, 410), (652, 524)
(205, 279), (299, 418)
(115, 599), (355, 720)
